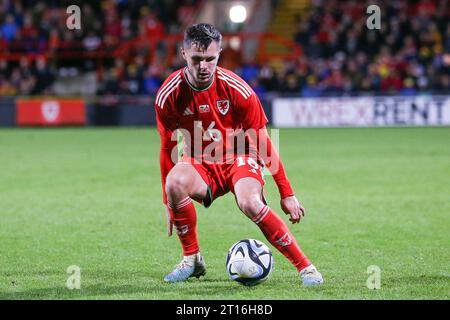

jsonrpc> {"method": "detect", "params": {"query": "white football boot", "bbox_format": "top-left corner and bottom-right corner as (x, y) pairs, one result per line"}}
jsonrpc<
(299, 264), (324, 286)
(164, 253), (206, 283)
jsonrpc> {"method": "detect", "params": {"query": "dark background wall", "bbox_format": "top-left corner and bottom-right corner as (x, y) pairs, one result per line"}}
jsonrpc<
(0, 98), (16, 127)
(1, 96), (272, 127)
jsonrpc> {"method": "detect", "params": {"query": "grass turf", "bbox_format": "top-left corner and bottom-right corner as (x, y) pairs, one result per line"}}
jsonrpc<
(0, 127), (449, 300)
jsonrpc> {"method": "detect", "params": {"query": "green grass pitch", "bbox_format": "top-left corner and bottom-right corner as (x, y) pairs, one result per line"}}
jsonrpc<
(0, 127), (449, 300)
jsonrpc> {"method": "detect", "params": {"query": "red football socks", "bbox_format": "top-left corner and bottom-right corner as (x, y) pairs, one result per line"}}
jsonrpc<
(252, 205), (311, 271)
(167, 197), (199, 256)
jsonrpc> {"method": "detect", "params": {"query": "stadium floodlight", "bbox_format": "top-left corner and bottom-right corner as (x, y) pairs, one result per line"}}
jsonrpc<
(229, 5), (247, 23)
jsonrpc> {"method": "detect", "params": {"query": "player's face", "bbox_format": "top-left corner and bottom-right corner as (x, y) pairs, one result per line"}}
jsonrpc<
(182, 41), (221, 88)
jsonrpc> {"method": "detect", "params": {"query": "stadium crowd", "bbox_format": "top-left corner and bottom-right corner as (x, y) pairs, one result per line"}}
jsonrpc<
(0, 0), (198, 95)
(286, 0), (450, 96)
(0, 0), (448, 97)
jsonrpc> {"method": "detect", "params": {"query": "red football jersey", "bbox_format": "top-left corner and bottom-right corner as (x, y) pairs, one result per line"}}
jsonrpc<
(155, 66), (297, 205)
(155, 66), (268, 204)
(155, 66), (268, 164)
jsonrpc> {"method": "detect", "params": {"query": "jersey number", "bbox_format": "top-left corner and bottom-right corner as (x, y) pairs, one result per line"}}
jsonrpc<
(237, 157), (259, 169)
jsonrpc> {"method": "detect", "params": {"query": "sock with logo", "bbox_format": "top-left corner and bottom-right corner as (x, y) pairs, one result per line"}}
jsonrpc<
(167, 197), (199, 256)
(252, 206), (311, 271)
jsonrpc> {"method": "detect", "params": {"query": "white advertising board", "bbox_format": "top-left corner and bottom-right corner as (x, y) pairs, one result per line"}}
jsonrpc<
(273, 96), (450, 127)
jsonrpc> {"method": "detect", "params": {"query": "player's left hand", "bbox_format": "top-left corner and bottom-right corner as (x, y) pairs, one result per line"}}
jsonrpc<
(280, 195), (305, 224)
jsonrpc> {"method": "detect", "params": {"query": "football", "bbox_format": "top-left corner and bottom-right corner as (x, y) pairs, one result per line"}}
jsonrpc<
(226, 239), (274, 286)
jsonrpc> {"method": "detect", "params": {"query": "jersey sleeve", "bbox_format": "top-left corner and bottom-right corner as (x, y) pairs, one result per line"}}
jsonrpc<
(234, 88), (293, 199)
(155, 99), (178, 205)
(236, 91), (268, 130)
(155, 94), (178, 132)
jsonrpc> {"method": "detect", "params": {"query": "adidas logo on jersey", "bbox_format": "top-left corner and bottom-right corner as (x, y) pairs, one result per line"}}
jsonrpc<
(182, 107), (194, 116)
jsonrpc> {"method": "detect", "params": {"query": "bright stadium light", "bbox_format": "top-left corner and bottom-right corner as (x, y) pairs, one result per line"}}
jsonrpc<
(229, 5), (247, 23)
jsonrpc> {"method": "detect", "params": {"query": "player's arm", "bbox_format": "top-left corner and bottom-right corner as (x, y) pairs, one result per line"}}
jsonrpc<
(252, 127), (305, 224)
(155, 106), (178, 235)
(156, 119), (177, 204)
(239, 91), (305, 224)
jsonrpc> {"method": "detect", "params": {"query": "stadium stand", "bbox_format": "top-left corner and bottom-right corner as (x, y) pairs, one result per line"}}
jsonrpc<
(0, 0), (448, 98)
(289, 0), (450, 96)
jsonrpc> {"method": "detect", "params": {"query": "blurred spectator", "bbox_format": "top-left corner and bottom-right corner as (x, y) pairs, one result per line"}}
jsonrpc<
(435, 74), (450, 91)
(259, 64), (280, 92)
(98, 68), (120, 95)
(0, 59), (10, 77)
(220, 38), (243, 71)
(301, 76), (322, 97)
(123, 63), (143, 94)
(83, 32), (102, 51)
(1, 14), (18, 42)
(0, 79), (17, 95)
(141, 9), (164, 41)
(143, 60), (164, 95)
(400, 77), (418, 96)
(0, 0), (448, 97)
(239, 62), (260, 85)
(290, 0), (449, 96)
(32, 57), (54, 94)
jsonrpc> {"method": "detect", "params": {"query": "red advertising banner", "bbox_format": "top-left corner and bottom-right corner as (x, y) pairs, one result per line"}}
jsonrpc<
(16, 99), (86, 126)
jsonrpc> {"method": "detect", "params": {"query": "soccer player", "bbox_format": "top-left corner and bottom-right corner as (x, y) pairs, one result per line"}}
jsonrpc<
(155, 23), (323, 286)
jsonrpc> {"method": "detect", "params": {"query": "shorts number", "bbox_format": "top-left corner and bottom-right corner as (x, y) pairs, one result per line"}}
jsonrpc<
(237, 157), (259, 169)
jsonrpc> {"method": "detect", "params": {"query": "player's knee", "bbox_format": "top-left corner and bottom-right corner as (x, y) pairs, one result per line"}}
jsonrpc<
(237, 196), (264, 219)
(165, 173), (190, 196)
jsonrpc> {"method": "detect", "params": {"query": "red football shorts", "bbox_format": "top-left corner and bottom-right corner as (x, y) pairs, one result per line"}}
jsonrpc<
(181, 156), (266, 208)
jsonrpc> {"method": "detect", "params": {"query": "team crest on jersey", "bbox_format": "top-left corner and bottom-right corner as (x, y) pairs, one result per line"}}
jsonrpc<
(216, 100), (230, 115)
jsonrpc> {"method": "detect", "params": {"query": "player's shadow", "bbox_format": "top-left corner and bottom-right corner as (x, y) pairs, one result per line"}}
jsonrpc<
(0, 271), (249, 299)
(0, 282), (249, 300)
(382, 274), (450, 287)
(0, 284), (146, 300)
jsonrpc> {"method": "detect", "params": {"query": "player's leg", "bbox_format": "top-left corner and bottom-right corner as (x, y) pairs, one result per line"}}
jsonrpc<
(234, 177), (310, 269)
(233, 176), (323, 286)
(164, 162), (208, 282)
(166, 162), (209, 205)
